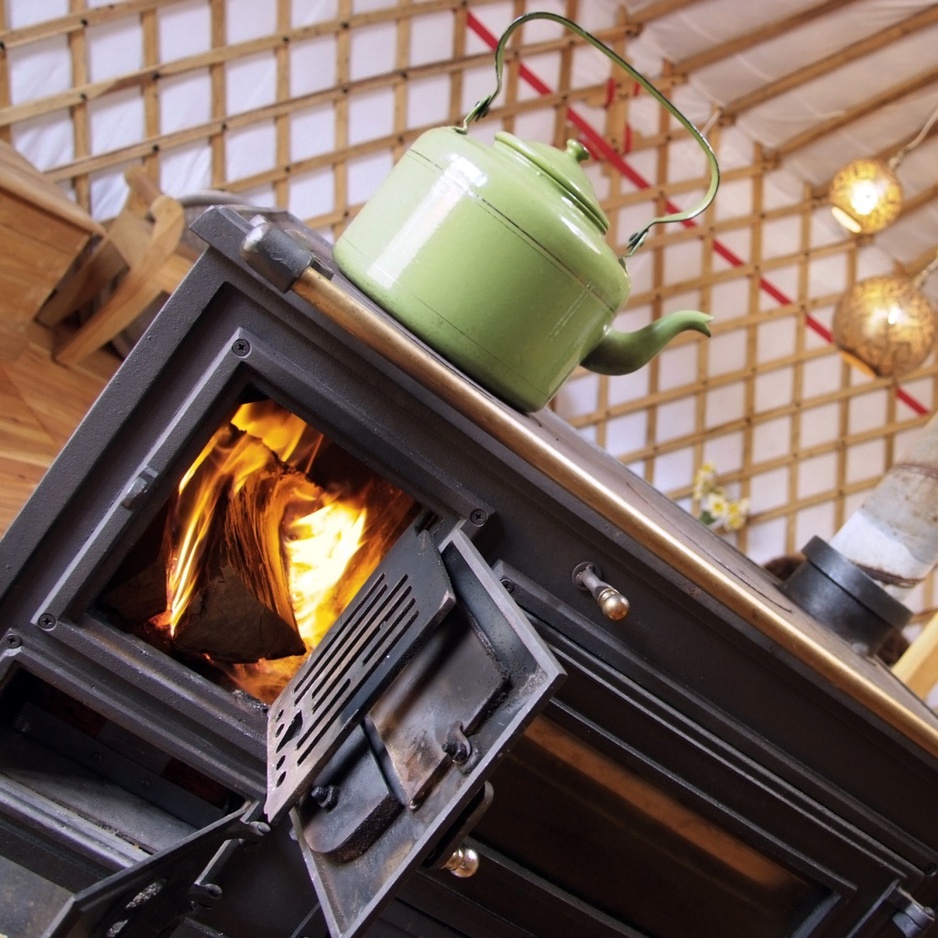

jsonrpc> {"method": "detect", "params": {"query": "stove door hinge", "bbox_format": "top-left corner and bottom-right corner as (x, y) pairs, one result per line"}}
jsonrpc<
(891, 890), (937, 938)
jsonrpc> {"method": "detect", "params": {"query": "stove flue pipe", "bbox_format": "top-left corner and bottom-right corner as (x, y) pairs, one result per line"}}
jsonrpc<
(829, 409), (938, 602)
(782, 411), (938, 655)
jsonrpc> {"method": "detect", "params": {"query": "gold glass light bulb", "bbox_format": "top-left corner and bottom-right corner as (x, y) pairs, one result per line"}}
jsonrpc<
(828, 158), (903, 235)
(832, 275), (936, 377)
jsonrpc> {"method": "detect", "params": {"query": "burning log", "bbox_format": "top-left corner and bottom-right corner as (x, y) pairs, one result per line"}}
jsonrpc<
(172, 444), (309, 663)
(174, 559), (304, 663)
(100, 397), (418, 699)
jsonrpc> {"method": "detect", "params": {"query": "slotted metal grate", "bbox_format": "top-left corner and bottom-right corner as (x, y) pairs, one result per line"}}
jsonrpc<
(266, 525), (455, 824)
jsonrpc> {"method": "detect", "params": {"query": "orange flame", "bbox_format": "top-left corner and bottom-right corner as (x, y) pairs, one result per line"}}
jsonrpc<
(168, 423), (277, 632)
(162, 399), (416, 703)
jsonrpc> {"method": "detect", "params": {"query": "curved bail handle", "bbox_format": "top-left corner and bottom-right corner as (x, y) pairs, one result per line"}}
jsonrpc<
(458, 11), (720, 256)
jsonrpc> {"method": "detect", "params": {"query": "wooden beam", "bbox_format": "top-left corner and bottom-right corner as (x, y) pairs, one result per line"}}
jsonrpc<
(774, 64), (938, 158)
(673, 0), (859, 75)
(55, 194), (186, 366)
(0, 18), (630, 130)
(903, 246), (938, 281)
(721, 5), (938, 121)
(0, 0), (191, 48)
(895, 179), (938, 226)
(43, 79), (609, 189)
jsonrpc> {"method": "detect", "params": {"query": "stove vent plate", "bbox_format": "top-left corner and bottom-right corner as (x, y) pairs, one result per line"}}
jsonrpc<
(267, 526), (455, 824)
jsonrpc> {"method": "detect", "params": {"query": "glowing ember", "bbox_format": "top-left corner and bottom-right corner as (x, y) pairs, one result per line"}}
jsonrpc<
(156, 398), (416, 702)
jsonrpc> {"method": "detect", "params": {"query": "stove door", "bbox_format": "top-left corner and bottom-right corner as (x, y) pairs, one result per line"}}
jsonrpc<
(266, 524), (564, 938)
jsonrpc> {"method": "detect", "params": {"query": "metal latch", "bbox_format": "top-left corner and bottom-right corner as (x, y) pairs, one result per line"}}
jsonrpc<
(42, 806), (268, 937)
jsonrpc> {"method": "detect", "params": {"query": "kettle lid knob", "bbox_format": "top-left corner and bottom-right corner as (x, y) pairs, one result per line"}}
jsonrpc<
(566, 139), (590, 163)
(494, 131), (609, 233)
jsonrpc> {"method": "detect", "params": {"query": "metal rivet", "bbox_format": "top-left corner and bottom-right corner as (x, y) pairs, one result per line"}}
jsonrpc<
(121, 474), (150, 509)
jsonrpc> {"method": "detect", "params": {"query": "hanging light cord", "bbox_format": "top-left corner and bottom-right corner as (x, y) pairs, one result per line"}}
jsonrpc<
(913, 247), (938, 289)
(889, 98), (938, 169)
(701, 108), (723, 138)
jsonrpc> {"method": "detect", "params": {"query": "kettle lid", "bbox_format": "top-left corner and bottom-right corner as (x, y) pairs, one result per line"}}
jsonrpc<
(495, 131), (609, 234)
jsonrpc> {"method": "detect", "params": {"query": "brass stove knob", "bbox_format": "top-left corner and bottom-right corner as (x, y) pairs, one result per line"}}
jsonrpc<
(573, 562), (630, 621)
(443, 845), (480, 878)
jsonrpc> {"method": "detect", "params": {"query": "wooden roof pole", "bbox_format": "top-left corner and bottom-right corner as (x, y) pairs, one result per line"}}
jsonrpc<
(720, 5), (938, 122)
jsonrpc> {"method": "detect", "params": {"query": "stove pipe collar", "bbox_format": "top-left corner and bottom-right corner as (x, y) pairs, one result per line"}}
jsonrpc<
(781, 536), (911, 657)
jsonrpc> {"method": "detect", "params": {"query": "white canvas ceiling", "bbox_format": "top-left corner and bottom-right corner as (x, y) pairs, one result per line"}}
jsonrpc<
(631, 0), (938, 277)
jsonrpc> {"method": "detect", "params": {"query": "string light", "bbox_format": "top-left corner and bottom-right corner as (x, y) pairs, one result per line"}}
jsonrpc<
(828, 99), (938, 235)
(828, 158), (902, 234)
(832, 251), (938, 377)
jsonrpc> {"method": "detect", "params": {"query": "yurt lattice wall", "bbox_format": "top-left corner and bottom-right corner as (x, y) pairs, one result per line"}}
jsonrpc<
(2, 0), (936, 623)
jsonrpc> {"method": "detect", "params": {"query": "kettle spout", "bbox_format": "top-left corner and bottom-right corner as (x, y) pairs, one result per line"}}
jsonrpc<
(581, 310), (712, 375)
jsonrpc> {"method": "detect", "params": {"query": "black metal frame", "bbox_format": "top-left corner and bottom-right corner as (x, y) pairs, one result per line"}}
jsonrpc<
(1, 207), (938, 937)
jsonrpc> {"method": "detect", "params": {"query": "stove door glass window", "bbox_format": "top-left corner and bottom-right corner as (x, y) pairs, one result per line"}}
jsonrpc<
(98, 395), (419, 704)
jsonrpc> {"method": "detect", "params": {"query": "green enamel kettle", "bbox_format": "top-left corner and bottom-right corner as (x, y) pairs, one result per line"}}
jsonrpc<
(333, 12), (720, 412)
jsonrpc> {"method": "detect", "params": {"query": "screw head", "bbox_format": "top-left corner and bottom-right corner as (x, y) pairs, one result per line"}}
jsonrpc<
(232, 338), (251, 357)
(37, 613), (56, 630)
(310, 784), (339, 810)
(120, 474), (151, 509)
(4, 633), (22, 648)
(442, 739), (470, 764)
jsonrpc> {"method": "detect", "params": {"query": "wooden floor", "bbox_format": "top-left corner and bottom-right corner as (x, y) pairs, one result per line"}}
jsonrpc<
(0, 323), (119, 536)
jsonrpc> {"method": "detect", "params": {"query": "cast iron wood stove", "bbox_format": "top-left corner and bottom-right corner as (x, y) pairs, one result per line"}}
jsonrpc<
(3, 207), (938, 938)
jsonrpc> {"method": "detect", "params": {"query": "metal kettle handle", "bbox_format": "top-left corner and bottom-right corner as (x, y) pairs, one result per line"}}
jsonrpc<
(459, 11), (720, 256)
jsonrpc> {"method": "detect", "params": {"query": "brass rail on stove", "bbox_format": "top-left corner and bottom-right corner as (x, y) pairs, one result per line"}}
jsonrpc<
(291, 265), (938, 764)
